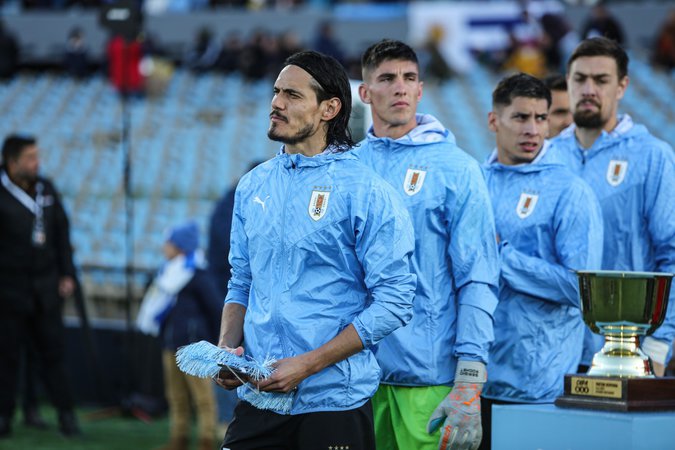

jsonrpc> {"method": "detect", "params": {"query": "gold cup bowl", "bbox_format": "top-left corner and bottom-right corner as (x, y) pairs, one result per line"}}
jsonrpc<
(578, 270), (673, 378)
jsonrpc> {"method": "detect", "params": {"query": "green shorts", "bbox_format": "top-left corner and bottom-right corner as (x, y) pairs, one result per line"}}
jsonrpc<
(373, 384), (452, 450)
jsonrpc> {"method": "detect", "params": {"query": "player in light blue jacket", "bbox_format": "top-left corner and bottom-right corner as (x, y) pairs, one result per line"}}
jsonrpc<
(548, 37), (675, 375)
(216, 51), (416, 450)
(479, 73), (603, 450)
(357, 39), (499, 450)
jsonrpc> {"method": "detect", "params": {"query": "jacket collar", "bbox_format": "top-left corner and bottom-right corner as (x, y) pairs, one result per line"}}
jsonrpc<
(365, 114), (455, 147)
(558, 114), (646, 158)
(276, 145), (356, 169)
(484, 141), (559, 173)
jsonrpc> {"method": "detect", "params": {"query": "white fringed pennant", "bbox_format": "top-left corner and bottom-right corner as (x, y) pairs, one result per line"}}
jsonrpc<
(175, 340), (295, 413)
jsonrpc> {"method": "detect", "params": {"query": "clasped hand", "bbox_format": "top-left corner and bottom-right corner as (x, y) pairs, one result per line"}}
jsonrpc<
(215, 349), (310, 393)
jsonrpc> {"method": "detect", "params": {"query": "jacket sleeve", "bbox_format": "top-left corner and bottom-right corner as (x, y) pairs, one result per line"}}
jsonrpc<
(351, 181), (416, 349)
(448, 162), (500, 363)
(501, 179), (604, 307)
(645, 145), (675, 345)
(225, 185), (251, 308)
(51, 182), (76, 278)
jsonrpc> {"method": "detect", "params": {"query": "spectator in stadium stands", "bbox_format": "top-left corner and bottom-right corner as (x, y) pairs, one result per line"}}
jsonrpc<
(356, 39), (499, 450)
(0, 21), (19, 81)
(652, 10), (675, 71)
(216, 31), (244, 74)
(275, 31), (303, 72)
(210, 0), (245, 8)
(479, 73), (603, 450)
(548, 37), (675, 376)
(313, 22), (345, 67)
(215, 50), (416, 450)
(540, 13), (579, 73)
(0, 135), (81, 438)
(107, 34), (144, 96)
(502, 9), (547, 77)
(63, 27), (90, 79)
(184, 27), (222, 74)
(580, 2), (625, 46)
(512, 8), (544, 49)
(419, 24), (455, 83)
(142, 221), (221, 450)
(238, 30), (271, 81)
(543, 74), (573, 138)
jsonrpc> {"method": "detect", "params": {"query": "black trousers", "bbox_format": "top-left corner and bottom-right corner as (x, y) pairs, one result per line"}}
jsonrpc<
(0, 309), (74, 419)
(223, 399), (376, 450)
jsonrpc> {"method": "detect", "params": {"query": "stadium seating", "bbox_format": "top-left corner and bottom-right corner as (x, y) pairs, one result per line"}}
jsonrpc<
(0, 58), (672, 298)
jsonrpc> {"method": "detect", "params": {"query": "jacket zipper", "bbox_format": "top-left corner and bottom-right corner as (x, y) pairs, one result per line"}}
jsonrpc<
(274, 158), (296, 359)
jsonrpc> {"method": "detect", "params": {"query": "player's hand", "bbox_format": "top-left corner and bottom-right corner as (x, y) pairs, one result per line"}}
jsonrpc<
(256, 355), (312, 393)
(427, 361), (486, 450)
(214, 345), (247, 390)
(427, 382), (482, 450)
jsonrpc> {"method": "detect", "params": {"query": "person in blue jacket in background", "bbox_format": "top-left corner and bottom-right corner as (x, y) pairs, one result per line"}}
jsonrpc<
(548, 37), (675, 375)
(214, 50), (417, 450)
(479, 73), (603, 450)
(357, 39), (500, 450)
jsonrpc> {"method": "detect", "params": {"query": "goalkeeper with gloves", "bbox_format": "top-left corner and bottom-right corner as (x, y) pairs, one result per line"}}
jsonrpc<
(357, 39), (500, 450)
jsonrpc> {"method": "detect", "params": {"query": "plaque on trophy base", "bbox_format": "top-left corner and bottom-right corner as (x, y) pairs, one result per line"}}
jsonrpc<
(555, 375), (675, 412)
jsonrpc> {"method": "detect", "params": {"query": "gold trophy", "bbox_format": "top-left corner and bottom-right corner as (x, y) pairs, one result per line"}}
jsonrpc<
(555, 270), (675, 411)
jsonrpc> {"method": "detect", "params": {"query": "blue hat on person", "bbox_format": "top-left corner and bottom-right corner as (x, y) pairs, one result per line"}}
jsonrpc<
(167, 221), (200, 253)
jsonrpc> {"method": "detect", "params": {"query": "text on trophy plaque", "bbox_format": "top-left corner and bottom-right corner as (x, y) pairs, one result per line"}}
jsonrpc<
(570, 376), (622, 399)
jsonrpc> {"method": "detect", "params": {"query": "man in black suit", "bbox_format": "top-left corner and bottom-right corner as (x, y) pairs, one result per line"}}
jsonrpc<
(0, 134), (80, 438)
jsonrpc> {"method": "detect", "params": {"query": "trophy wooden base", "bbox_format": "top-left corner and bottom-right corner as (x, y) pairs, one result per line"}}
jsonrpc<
(555, 375), (675, 412)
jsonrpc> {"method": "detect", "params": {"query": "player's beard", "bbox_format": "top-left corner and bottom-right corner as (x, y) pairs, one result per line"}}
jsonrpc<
(573, 109), (605, 129)
(268, 122), (314, 146)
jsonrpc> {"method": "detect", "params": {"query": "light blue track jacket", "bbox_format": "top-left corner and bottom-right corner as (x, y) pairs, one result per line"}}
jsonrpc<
(481, 146), (603, 402)
(225, 148), (417, 414)
(549, 115), (675, 363)
(356, 114), (500, 386)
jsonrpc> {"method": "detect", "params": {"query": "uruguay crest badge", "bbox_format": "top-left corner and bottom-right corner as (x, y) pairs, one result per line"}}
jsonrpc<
(516, 192), (539, 219)
(308, 190), (330, 221)
(606, 160), (628, 187)
(403, 168), (427, 196)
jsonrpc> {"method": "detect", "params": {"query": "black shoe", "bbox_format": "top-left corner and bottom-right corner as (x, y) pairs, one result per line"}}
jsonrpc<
(23, 407), (48, 429)
(58, 411), (81, 438)
(0, 416), (11, 439)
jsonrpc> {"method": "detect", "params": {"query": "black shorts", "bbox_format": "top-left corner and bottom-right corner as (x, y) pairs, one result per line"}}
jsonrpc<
(222, 399), (376, 450)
